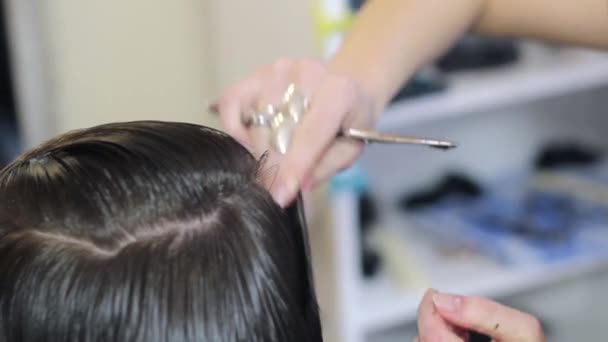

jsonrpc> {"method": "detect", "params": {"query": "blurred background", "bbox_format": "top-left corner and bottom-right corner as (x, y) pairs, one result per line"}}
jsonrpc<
(3, 1), (608, 341)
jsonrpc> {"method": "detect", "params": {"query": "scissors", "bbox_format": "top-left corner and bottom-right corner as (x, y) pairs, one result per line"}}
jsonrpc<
(236, 84), (457, 154)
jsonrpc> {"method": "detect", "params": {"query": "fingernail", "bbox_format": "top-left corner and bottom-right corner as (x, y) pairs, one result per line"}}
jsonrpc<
(273, 177), (298, 207)
(432, 292), (463, 313)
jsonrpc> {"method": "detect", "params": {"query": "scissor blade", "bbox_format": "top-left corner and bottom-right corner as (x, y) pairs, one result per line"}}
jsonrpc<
(340, 128), (457, 149)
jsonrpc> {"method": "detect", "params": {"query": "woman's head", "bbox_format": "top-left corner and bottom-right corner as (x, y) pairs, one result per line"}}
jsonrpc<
(0, 121), (322, 342)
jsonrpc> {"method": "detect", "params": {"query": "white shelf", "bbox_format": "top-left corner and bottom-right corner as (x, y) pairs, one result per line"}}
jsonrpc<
(378, 48), (608, 130)
(327, 45), (608, 342)
(359, 251), (608, 333)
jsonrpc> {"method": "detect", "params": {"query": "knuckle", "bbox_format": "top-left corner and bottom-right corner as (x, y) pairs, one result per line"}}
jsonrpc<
(330, 75), (357, 101)
(285, 154), (310, 180)
(224, 82), (249, 99)
(296, 58), (327, 74)
(524, 315), (544, 339)
(250, 63), (272, 78)
(281, 142), (308, 167)
(461, 296), (497, 328)
(272, 57), (294, 72)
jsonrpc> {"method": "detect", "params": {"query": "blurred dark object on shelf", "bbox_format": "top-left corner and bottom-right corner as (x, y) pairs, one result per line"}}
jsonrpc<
(399, 147), (608, 265)
(349, 0), (365, 11)
(534, 142), (602, 170)
(358, 191), (383, 278)
(360, 191), (378, 231)
(470, 190), (576, 243)
(0, 3), (15, 113)
(0, 3), (19, 167)
(391, 67), (447, 103)
(0, 113), (19, 166)
(436, 35), (520, 72)
(400, 172), (483, 211)
(362, 247), (381, 277)
(517, 191), (575, 242)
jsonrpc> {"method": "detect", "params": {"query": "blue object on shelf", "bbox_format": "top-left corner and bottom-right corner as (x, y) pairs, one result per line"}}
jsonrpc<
(329, 163), (369, 195)
(349, 0), (365, 11)
(406, 166), (608, 266)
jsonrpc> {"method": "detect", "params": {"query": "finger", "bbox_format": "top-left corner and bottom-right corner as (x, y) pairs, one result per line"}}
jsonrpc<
(295, 61), (370, 191)
(257, 59), (326, 112)
(270, 76), (354, 206)
(417, 289), (465, 342)
(249, 59), (308, 164)
(432, 292), (545, 342)
(302, 139), (363, 191)
(257, 147), (283, 191)
(216, 76), (265, 146)
(292, 59), (327, 97)
(412, 337), (420, 342)
(257, 58), (294, 108)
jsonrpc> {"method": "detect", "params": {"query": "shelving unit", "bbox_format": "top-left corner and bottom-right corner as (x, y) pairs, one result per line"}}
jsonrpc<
(359, 229), (608, 333)
(379, 47), (608, 130)
(325, 44), (608, 342)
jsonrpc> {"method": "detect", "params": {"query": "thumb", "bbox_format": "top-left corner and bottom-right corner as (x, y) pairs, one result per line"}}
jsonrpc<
(432, 292), (545, 342)
(269, 164), (301, 208)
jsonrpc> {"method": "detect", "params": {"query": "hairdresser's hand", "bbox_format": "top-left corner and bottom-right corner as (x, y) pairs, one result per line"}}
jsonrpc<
(214, 58), (376, 206)
(414, 289), (545, 342)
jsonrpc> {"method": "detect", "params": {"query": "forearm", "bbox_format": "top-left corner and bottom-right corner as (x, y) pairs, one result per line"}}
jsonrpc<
(328, 0), (608, 116)
(327, 0), (486, 115)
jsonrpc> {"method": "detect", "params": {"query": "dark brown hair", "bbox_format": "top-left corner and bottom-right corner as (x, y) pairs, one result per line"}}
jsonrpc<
(0, 121), (322, 342)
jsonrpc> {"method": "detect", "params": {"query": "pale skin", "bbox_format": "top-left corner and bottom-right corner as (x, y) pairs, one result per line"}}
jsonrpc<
(215, 2), (607, 339)
(216, 0), (608, 207)
(416, 289), (545, 341)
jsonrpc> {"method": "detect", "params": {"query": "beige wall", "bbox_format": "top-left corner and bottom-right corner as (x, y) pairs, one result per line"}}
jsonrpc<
(206, 0), (317, 92)
(42, 0), (211, 133)
(41, 1), (317, 134)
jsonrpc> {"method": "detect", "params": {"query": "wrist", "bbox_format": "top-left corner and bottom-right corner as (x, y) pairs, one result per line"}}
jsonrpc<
(326, 55), (388, 118)
(326, 51), (419, 119)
